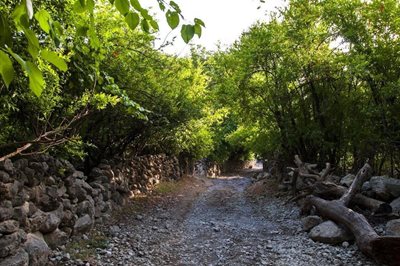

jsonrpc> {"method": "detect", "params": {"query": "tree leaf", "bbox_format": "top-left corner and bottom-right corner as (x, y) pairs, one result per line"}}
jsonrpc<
(115, 0), (130, 15)
(34, 9), (51, 34)
(181, 24), (195, 43)
(24, 28), (40, 58)
(26, 62), (45, 97)
(7, 48), (26, 67)
(25, 0), (34, 19)
(194, 18), (205, 27)
(166, 10), (179, 29)
(158, 2), (166, 11)
(150, 19), (159, 31)
(125, 12), (140, 30)
(194, 24), (202, 38)
(12, 4), (29, 30)
(0, 12), (12, 46)
(73, 0), (86, 13)
(140, 9), (152, 20)
(130, 0), (142, 11)
(76, 26), (89, 36)
(169, 1), (181, 13)
(86, 0), (95, 12)
(0, 51), (15, 88)
(141, 19), (150, 33)
(41, 50), (68, 72)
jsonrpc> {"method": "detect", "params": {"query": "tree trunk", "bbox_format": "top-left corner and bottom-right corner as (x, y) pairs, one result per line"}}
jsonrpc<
(313, 182), (391, 214)
(307, 196), (400, 265)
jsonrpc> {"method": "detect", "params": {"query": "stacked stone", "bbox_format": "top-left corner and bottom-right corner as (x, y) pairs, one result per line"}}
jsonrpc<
(0, 153), (182, 266)
(88, 154), (181, 203)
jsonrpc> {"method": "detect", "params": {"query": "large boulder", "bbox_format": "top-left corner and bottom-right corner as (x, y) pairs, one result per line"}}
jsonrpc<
(370, 176), (400, 201)
(23, 233), (50, 266)
(0, 248), (29, 266)
(302, 216), (323, 232)
(386, 219), (400, 236)
(340, 174), (355, 187)
(309, 220), (353, 245)
(390, 197), (400, 215)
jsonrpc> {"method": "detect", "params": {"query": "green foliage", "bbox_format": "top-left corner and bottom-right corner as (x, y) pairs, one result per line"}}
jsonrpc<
(207, 0), (400, 173)
(0, 0), (204, 96)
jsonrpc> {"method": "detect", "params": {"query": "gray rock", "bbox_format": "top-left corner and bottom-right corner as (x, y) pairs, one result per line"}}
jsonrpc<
(390, 197), (400, 215)
(0, 171), (10, 183)
(13, 159), (28, 170)
(0, 220), (19, 234)
(44, 228), (69, 249)
(0, 248), (29, 266)
(361, 181), (371, 192)
(309, 220), (353, 245)
(342, 241), (350, 248)
(370, 176), (400, 201)
(39, 210), (62, 234)
(13, 202), (30, 228)
(340, 174), (355, 188)
(89, 167), (104, 178)
(110, 225), (121, 236)
(0, 229), (26, 258)
(73, 214), (93, 235)
(76, 200), (95, 218)
(24, 232), (51, 266)
(386, 219), (400, 236)
(0, 202), (14, 222)
(29, 210), (47, 233)
(0, 159), (14, 174)
(60, 210), (76, 228)
(301, 215), (323, 232)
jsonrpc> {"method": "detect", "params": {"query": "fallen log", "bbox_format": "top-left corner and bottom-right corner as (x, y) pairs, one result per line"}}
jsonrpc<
(306, 162), (400, 265)
(313, 182), (392, 214)
(307, 196), (400, 265)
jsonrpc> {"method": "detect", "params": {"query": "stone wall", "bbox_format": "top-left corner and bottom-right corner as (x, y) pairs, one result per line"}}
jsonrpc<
(0, 154), (181, 266)
(194, 159), (221, 178)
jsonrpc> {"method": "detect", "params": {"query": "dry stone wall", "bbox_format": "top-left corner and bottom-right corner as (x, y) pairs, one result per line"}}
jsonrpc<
(0, 154), (181, 266)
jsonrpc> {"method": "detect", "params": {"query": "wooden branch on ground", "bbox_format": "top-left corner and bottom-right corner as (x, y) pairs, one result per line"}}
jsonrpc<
(339, 162), (371, 206)
(313, 182), (391, 214)
(307, 196), (400, 265)
(306, 162), (400, 265)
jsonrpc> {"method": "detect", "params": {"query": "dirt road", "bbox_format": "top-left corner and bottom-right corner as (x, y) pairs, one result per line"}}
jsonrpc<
(56, 172), (378, 266)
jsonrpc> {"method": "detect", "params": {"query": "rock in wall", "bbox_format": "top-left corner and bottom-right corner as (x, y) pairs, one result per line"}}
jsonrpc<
(0, 153), (181, 265)
(194, 159), (221, 178)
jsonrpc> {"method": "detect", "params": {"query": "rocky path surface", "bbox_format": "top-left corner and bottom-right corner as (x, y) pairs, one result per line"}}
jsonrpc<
(55, 172), (379, 266)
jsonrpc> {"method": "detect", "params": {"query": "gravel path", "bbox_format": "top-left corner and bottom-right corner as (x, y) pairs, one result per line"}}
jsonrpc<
(55, 173), (379, 266)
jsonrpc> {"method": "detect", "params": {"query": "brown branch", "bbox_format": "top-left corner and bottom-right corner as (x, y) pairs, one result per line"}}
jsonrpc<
(339, 161), (371, 206)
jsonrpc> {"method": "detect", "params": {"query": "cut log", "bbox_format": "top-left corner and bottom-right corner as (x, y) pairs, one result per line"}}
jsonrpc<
(307, 196), (400, 265)
(313, 182), (392, 214)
